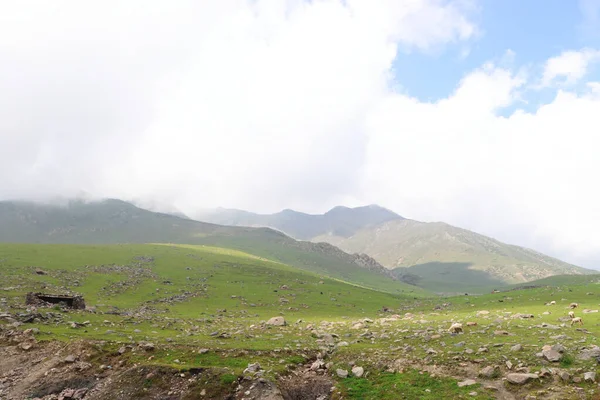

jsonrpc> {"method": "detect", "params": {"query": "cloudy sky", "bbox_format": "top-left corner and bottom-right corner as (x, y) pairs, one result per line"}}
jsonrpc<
(1, 1), (600, 268)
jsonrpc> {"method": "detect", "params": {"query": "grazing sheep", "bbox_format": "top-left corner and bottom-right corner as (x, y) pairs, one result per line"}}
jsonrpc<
(568, 311), (575, 319)
(550, 301), (556, 305)
(570, 317), (583, 326)
(569, 302), (579, 309)
(448, 323), (463, 333)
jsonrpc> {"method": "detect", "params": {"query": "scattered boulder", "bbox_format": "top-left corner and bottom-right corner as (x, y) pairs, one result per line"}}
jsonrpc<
(558, 371), (570, 382)
(336, 369), (348, 378)
(510, 344), (523, 352)
(266, 317), (286, 326)
(479, 366), (497, 378)
(584, 371), (596, 382)
(542, 348), (562, 362)
(244, 363), (261, 374)
(64, 354), (77, 363)
(578, 346), (600, 360)
(351, 366), (364, 378)
(506, 373), (539, 385)
(457, 379), (477, 387)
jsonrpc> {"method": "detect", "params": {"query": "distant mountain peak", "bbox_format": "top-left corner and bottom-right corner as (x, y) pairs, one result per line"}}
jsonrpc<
(198, 203), (403, 240)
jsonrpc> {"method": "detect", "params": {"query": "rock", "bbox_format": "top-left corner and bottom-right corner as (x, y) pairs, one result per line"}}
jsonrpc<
(494, 330), (510, 336)
(19, 342), (33, 351)
(351, 366), (364, 378)
(141, 342), (155, 351)
(457, 379), (477, 387)
(64, 354), (77, 363)
(479, 366), (497, 378)
(584, 371), (596, 382)
(550, 334), (567, 340)
(73, 388), (88, 399)
(244, 363), (261, 374)
(551, 344), (566, 353)
(310, 360), (325, 371)
(540, 323), (559, 330)
(118, 346), (126, 355)
(542, 349), (562, 362)
(336, 369), (349, 378)
(558, 371), (570, 382)
(578, 346), (600, 360)
(337, 341), (349, 347)
(505, 361), (513, 370)
(266, 316), (286, 326)
(506, 373), (539, 385)
(510, 344), (523, 352)
(199, 348), (209, 354)
(477, 310), (490, 316)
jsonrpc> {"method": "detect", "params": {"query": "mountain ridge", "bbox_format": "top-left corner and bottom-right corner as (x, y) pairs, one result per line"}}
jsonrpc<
(197, 204), (595, 291)
(0, 198), (421, 295)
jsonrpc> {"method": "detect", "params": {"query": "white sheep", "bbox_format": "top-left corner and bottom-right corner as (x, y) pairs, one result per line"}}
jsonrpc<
(448, 322), (463, 333)
(569, 302), (579, 309)
(570, 317), (583, 326)
(568, 311), (575, 319)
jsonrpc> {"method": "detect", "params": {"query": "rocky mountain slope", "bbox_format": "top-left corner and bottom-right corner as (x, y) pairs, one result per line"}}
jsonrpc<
(313, 219), (594, 287)
(198, 204), (595, 291)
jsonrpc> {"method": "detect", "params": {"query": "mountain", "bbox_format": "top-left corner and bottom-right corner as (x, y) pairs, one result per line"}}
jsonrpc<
(196, 204), (402, 240)
(312, 219), (595, 292)
(0, 199), (423, 295)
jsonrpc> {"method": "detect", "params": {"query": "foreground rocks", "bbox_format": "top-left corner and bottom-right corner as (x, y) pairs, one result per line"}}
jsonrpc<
(506, 373), (539, 385)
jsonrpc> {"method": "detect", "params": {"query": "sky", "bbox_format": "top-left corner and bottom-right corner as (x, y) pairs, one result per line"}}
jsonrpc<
(1, 0), (600, 269)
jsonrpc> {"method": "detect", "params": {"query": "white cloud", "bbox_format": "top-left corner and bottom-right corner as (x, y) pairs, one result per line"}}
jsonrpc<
(541, 48), (600, 86)
(1, 1), (600, 268)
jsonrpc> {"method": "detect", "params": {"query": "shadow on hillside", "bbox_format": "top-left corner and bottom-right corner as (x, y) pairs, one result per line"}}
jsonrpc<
(392, 262), (507, 294)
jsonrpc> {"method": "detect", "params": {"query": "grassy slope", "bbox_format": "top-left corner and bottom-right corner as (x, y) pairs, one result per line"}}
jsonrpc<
(314, 219), (594, 292)
(0, 200), (420, 295)
(4, 244), (600, 398)
(0, 243), (413, 323)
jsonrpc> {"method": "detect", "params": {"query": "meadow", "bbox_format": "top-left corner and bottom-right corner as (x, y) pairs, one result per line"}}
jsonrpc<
(1, 243), (600, 399)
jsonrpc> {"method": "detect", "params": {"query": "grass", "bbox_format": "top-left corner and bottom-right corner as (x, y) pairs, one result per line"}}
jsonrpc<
(335, 370), (495, 400)
(2, 243), (600, 399)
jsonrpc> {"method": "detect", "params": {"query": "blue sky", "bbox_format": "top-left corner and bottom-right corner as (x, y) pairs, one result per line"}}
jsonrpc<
(394, 0), (600, 104)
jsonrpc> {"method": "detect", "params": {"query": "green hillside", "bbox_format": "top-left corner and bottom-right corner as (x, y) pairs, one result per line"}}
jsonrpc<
(0, 199), (422, 295)
(0, 243), (409, 321)
(314, 219), (595, 292)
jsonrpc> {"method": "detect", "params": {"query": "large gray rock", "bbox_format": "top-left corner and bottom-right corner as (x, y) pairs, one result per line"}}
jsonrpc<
(506, 373), (539, 385)
(479, 366), (497, 378)
(457, 379), (477, 387)
(266, 317), (286, 326)
(578, 346), (600, 360)
(542, 349), (562, 362)
(510, 344), (523, 352)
